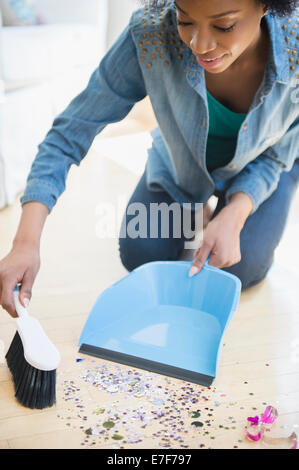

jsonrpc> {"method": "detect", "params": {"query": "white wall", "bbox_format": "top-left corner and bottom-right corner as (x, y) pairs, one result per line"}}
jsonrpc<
(106, 0), (141, 48)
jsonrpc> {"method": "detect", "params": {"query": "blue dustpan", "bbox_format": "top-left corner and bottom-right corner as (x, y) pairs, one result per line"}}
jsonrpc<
(79, 260), (241, 386)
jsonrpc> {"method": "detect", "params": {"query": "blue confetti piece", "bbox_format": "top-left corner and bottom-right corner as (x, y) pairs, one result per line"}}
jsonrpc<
(76, 358), (85, 362)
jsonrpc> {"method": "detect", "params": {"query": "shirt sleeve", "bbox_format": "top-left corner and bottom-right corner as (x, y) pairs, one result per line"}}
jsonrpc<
(225, 117), (299, 214)
(20, 22), (147, 213)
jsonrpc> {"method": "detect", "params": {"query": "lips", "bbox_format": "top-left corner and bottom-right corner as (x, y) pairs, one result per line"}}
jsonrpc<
(198, 55), (223, 62)
(195, 54), (226, 69)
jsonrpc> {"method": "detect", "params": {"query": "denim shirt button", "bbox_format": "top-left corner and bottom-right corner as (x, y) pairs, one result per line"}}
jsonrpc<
(243, 124), (248, 130)
(229, 164), (237, 170)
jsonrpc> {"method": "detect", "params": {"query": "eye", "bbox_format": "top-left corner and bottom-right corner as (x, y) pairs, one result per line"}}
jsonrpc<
(177, 20), (192, 26)
(216, 24), (236, 32)
(176, 17), (236, 33)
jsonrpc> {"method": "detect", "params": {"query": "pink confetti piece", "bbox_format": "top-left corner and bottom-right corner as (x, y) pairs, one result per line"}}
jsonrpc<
(246, 406), (297, 449)
(246, 427), (262, 442)
(248, 416), (259, 426)
(260, 406), (278, 424)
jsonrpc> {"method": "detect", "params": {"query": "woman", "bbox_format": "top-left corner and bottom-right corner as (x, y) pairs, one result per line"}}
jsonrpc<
(0, 0), (298, 316)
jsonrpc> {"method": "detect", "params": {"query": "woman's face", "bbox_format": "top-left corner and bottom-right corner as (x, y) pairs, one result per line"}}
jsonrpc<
(174, 0), (268, 73)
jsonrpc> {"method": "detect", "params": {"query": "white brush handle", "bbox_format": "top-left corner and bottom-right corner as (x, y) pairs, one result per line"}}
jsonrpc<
(13, 284), (29, 318)
(12, 283), (61, 371)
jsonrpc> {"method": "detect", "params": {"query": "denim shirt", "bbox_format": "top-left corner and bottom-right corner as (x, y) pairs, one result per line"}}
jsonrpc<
(20, 3), (299, 214)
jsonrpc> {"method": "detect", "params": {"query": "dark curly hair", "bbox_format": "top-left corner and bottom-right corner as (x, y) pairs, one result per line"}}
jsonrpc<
(140, 0), (299, 17)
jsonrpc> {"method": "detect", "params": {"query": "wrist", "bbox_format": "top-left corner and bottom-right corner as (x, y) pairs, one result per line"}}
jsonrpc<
(12, 202), (48, 251)
(224, 192), (253, 229)
(12, 237), (40, 250)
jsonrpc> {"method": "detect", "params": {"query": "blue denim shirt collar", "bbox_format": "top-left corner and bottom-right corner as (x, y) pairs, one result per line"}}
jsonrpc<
(266, 13), (290, 83)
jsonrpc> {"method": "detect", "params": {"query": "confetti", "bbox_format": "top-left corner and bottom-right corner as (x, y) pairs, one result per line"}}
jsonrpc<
(106, 386), (119, 393)
(150, 398), (165, 405)
(93, 407), (105, 415)
(190, 411), (201, 418)
(103, 421), (115, 429)
(86, 373), (95, 383)
(246, 406), (297, 449)
(112, 434), (124, 440)
(58, 357), (289, 449)
(191, 421), (204, 428)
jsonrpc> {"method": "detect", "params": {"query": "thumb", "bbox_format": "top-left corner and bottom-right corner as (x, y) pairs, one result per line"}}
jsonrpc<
(19, 272), (33, 308)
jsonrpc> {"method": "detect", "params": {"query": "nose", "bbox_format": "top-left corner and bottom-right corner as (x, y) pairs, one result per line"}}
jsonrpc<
(190, 29), (217, 56)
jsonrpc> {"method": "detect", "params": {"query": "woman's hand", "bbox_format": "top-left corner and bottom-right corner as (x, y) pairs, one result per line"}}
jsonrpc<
(0, 241), (41, 317)
(0, 201), (49, 317)
(189, 192), (253, 276)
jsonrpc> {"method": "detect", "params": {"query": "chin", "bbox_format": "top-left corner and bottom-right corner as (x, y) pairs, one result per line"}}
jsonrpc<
(206, 63), (229, 74)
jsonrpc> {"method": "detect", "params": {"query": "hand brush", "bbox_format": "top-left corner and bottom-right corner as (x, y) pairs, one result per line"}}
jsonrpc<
(5, 284), (61, 409)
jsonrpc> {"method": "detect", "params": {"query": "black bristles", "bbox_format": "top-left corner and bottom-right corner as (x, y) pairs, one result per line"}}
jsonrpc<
(5, 331), (56, 409)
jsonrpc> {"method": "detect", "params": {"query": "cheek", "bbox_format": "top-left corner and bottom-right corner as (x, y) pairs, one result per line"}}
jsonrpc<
(229, 35), (251, 56)
(227, 38), (242, 55)
(218, 31), (248, 58)
(229, 22), (259, 54)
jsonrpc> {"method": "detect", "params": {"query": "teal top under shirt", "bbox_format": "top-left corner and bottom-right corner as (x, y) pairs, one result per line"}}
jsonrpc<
(206, 90), (247, 173)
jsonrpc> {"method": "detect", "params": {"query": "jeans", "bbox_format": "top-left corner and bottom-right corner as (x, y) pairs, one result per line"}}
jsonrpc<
(118, 160), (299, 290)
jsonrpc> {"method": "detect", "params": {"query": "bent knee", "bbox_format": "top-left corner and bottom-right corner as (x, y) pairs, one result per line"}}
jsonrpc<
(222, 255), (274, 290)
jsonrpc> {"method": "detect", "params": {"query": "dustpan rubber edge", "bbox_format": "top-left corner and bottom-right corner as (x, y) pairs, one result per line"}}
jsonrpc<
(79, 343), (214, 387)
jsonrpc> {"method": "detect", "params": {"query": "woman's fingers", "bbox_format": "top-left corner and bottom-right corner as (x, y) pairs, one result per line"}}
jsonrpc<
(189, 240), (214, 277)
(19, 270), (35, 308)
(192, 240), (203, 259)
(0, 278), (18, 317)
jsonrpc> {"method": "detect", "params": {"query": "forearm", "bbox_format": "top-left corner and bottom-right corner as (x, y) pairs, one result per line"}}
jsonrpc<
(13, 202), (50, 248)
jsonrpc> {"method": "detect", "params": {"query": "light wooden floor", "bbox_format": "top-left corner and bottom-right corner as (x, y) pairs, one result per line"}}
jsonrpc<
(0, 99), (298, 449)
